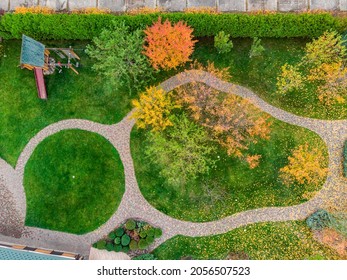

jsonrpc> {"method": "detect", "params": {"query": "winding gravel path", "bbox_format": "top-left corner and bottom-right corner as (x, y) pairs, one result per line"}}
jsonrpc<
(0, 70), (346, 258)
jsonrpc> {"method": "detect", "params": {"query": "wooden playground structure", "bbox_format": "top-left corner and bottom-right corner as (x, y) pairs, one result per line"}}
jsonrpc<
(20, 35), (80, 99)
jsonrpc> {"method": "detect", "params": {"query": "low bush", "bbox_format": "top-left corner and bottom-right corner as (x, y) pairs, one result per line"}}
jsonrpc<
(138, 239), (148, 250)
(108, 232), (116, 240)
(121, 234), (131, 246)
(95, 240), (106, 250)
(306, 209), (333, 230)
(139, 231), (147, 238)
(114, 237), (121, 245)
(122, 246), (130, 253)
(125, 219), (136, 230)
(129, 240), (138, 250)
(146, 228), (155, 237)
(0, 12), (341, 40)
(106, 243), (114, 252)
(94, 220), (162, 253)
(115, 227), (124, 237)
(146, 236), (155, 244)
(154, 228), (162, 238)
(115, 245), (122, 252)
(132, 253), (157, 260)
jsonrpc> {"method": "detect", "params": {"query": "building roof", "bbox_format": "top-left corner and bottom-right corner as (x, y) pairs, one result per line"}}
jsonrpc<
(0, 246), (71, 260)
(20, 34), (45, 67)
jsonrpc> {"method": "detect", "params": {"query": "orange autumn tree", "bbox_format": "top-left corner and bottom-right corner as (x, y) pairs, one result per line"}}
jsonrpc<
(280, 143), (328, 187)
(143, 18), (197, 70)
(131, 86), (180, 132)
(175, 61), (272, 167)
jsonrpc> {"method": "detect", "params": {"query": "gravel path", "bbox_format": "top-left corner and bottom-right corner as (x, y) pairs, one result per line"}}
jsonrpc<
(0, 70), (346, 258)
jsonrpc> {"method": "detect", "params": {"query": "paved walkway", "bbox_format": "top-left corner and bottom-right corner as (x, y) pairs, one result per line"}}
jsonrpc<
(0, 70), (346, 258)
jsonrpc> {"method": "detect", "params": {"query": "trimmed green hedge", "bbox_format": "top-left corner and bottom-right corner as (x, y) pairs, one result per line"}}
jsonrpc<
(0, 12), (343, 40)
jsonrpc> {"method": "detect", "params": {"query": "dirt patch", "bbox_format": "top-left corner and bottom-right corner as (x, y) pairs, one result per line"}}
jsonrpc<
(313, 228), (347, 258)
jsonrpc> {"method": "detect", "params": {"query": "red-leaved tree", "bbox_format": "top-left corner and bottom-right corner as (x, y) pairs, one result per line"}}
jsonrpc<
(143, 17), (197, 70)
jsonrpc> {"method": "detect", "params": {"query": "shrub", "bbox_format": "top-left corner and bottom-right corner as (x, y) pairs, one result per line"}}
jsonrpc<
(154, 228), (162, 238)
(146, 228), (155, 237)
(143, 17), (197, 70)
(127, 7), (163, 15)
(138, 239), (148, 250)
(115, 245), (122, 252)
(115, 227), (124, 237)
(184, 7), (219, 14)
(121, 234), (131, 246)
(0, 12), (342, 40)
(114, 237), (121, 245)
(125, 219), (136, 230)
(129, 240), (138, 251)
(306, 209), (333, 230)
(14, 6), (54, 14)
(71, 8), (110, 15)
(139, 231), (147, 238)
(146, 236), (155, 244)
(122, 246), (130, 253)
(249, 37), (265, 58)
(95, 240), (106, 250)
(214, 31), (233, 54)
(108, 232), (116, 240)
(106, 243), (114, 252)
(132, 254), (157, 260)
(137, 221), (147, 229)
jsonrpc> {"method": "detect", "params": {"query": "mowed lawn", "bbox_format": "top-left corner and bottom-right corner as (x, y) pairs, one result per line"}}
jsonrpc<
(0, 40), (132, 167)
(131, 112), (328, 222)
(153, 221), (341, 260)
(24, 130), (125, 234)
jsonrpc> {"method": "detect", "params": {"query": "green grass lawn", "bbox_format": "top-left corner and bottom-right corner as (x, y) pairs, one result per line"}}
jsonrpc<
(131, 115), (328, 222)
(24, 130), (125, 234)
(153, 221), (341, 260)
(0, 38), (345, 168)
(193, 37), (347, 120)
(0, 40), (132, 167)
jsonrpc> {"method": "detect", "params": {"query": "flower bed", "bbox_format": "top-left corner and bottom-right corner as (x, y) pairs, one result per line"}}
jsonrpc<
(93, 219), (162, 254)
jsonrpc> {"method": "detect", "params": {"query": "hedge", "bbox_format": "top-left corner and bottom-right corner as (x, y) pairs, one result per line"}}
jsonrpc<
(0, 12), (344, 40)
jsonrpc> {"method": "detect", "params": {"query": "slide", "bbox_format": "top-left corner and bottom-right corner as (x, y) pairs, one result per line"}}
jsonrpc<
(34, 67), (47, 100)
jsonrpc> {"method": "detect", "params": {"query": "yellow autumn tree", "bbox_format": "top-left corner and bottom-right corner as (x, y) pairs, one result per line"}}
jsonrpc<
(276, 63), (304, 95)
(277, 31), (347, 105)
(280, 143), (328, 187)
(308, 61), (347, 105)
(131, 86), (180, 132)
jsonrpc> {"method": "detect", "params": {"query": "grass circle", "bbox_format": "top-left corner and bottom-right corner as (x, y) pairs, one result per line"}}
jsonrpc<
(24, 129), (125, 234)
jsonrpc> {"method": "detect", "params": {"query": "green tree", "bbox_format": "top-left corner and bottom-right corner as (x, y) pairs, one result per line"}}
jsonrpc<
(86, 22), (153, 94)
(145, 114), (216, 188)
(249, 37), (265, 58)
(214, 31), (233, 54)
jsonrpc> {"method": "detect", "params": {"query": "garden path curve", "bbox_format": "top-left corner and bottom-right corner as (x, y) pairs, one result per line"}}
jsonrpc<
(0, 70), (346, 258)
